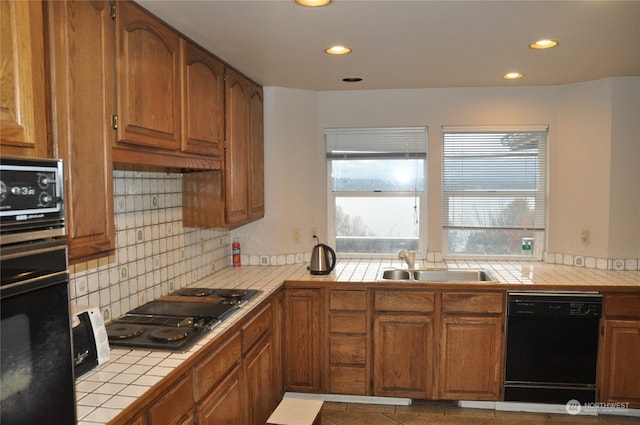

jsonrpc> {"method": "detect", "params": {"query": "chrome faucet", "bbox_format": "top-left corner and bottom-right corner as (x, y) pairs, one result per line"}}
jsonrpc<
(398, 250), (416, 269)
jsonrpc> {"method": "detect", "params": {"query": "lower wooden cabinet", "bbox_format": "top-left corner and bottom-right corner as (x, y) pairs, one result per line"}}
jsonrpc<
(148, 374), (194, 425)
(373, 314), (435, 398)
(439, 316), (503, 400)
(372, 289), (436, 398)
(599, 294), (640, 408)
(197, 366), (245, 425)
(245, 335), (275, 425)
(283, 288), (321, 392)
(438, 292), (504, 401)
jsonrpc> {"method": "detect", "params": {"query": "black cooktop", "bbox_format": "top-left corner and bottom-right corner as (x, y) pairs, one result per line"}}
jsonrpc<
(106, 288), (261, 352)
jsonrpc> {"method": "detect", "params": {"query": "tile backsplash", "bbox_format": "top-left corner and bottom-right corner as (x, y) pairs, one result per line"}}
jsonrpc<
(69, 165), (229, 322)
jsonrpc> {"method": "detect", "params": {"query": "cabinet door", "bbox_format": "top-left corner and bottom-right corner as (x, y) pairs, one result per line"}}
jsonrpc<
(0, 0), (48, 157)
(116, 1), (181, 150)
(198, 366), (246, 425)
(373, 314), (434, 398)
(224, 67), (249, 225)
(148, 374), (194, 425)
(47, 0), (116, 263)
(247, 80), (264, 221)
(182, 41), (224, 157)
(599, 320), (640, 407)
(284, 288), (322, 392)
(439, 316), (504, 400)
(245, 335), (276, 425)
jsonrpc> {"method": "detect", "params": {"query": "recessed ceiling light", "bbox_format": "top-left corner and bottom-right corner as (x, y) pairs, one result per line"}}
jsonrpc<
(529, 39), (559, 49)
(325, 45), (352, 55)
(294, 0), (332, 6)
(342, 77), (363, 83)
(502, 72), (524, 80)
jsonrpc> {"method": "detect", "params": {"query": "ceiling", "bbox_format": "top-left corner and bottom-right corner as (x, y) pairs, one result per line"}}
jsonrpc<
(135, 0), (640, 91)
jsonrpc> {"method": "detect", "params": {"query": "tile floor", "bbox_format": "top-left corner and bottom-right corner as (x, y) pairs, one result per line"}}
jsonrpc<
(320, 401), (640, 425)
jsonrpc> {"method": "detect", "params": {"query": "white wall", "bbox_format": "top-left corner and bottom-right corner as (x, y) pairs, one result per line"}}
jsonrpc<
(240, 77), (640, 260)
(609, 77), (640, 258)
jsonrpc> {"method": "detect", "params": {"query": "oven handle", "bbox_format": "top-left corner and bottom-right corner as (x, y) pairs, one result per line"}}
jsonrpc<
(1, 269), (69, 299)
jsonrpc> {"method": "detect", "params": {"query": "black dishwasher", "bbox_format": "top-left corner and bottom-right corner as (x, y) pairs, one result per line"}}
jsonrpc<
(504, 292), (602, 404)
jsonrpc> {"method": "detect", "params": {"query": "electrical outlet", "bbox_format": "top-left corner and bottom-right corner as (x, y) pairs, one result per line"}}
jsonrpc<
(293, 228), (301, 243)
(581, 229), (590, 245)
(311, 227), (318, 239)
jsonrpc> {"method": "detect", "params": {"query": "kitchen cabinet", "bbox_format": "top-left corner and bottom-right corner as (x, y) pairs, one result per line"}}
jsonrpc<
(182, 70), (265, 229)
(0, 0), (48, 158)
(372, 290), (436, 398)
(46, 0), (116, 263)
(438, 292), (505, 400)
(181, 40), (224, 157)
(115, 1), (181, 152)
(113, 1), (221, 170)
(599, 294), (640, 408)
(242, 303), (278, 425)
(148, 374), (194, 425)
(326, 289), (369, 395)
(197, 365), (245, 425)
(283, 288), (322, 392)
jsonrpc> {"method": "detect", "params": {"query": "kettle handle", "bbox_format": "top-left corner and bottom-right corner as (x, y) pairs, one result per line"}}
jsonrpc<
(321, 243), (337, 273)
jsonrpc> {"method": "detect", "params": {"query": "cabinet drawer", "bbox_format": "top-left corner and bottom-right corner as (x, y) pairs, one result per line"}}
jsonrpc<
(242, 303), (272, 353)
(441, 292), (504, 314)
(329, 313), (367, 334)
(605, 294), (640, 318)
(194, 332), (241, 401)
(329, 365), (366, 395)
(330, 290), (367, 311)
(374, 290), (435, 313)
(148, 374), (193, 425)
(329, 335), (366, 365)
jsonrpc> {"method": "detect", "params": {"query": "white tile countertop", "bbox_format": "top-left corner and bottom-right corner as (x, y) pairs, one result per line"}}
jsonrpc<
(75, 260), (640, 424)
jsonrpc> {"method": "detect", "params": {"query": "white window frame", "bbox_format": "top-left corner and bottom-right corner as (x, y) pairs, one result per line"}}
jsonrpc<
(325, 127), (428, 258)
(441, 125), (548, 260)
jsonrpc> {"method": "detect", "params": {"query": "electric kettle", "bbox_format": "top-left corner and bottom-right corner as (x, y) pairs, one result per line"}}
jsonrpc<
(308, 236), (336, 275)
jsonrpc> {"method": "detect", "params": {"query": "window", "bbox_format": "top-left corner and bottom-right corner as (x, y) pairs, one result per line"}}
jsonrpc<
(326, 127), (427, 255)
(442, 126), (547, 258)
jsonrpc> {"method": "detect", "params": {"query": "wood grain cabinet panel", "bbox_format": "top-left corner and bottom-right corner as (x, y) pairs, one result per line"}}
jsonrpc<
(374, 290), (435, 313)
(0, 0), (48, 157)
(373, 314), (435, 398)
(194, 332), (242, 401)
(46, 0), (116, 263)
(439, 316), (504, 400)
(599, 294), (640, 408)
(244, 335), (276, 425)
(283, 288), (321, 392)
(197, 365), (245, 425)
(148, 374), (194, 425)
(181, 40), (224, 157)
(115, 1), (181, 151)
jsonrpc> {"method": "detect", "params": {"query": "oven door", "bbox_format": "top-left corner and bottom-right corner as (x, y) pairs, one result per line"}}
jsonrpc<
(1, 241), (76, 425)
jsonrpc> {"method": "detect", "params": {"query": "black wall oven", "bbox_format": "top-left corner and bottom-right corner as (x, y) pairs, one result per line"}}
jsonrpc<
(1, 157), (75, 425)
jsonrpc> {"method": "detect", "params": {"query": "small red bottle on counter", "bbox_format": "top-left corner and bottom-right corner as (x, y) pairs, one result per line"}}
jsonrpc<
(232, 238), (241, 267)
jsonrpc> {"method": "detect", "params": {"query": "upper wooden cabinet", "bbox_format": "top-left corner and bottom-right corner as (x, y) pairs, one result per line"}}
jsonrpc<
(112, 1), (221, 170)
(182, 69), (264, 229)
(115, 0), (181, 151)
(0, 0), (48, 158)
(182, 40), (224, 158)
(47, 0), (116, 263)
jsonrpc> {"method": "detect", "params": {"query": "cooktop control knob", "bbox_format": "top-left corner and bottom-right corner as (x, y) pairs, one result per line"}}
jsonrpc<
(0, 181), (6, 202)
(38, 173), (51, 189)
(39, 191), (52, 206)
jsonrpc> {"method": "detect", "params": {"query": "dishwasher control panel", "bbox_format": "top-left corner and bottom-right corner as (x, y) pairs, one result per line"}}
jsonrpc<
(507, 292), (602, 317)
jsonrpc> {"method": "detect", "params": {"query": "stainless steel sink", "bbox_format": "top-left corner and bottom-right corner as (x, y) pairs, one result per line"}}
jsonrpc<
(380, 268), (495, 282)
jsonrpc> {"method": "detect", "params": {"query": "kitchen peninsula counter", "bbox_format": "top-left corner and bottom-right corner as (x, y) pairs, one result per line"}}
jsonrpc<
(76, 260), (640, 425)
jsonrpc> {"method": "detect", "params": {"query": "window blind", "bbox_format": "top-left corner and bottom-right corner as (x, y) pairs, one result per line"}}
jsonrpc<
(442, 126), (547, 231)
(325, 127), (427, 159)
